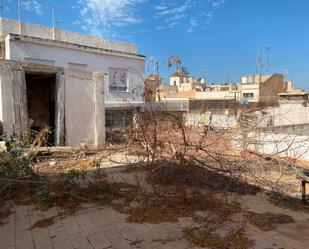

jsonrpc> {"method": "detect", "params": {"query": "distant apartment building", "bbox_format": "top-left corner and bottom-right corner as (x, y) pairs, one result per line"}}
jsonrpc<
(196, 83), (239, 100)
(239, 74), (287, 104)
(169, 71), (205, 91)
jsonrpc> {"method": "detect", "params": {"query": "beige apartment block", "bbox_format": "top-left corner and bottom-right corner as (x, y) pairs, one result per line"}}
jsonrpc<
(240, 74), (287, 104)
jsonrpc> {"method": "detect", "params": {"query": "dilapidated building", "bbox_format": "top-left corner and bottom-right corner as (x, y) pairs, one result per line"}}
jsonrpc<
(0, 18), (146, 147)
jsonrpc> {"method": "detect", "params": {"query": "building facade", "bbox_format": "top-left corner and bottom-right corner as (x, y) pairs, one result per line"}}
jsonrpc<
(239, 74), (287, 104)
(0, 18), (146, 147)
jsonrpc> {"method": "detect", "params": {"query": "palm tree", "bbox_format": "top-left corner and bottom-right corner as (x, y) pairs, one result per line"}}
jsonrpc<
(168, 56), (182, 72)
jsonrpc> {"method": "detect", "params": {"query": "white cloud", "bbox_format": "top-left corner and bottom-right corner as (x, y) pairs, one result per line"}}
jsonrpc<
(154, 5), (168, 11)
(153, 0), (196, 30)
(22, 0), (43, 15)
(77, 0), (146, 37)
(208, 0), (225, 8)
(186, 18), (197, 33)
(76, 0), (227, 36)
(156, 0), (194, 16)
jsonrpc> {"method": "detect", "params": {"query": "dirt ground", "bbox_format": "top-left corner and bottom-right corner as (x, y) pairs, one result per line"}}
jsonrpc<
(2, 148), (309, 249)
(1, 124), (309, 249)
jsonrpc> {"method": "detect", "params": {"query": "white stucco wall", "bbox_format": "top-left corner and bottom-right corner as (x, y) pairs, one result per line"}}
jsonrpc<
(170, 76), (182, 87)
(6, 37), (145, 108)
(233, 131), (309, 161)
(271, 103), (309, 126)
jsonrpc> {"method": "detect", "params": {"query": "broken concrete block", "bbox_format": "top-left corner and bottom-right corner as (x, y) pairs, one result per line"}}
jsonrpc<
(0, 141), (7, 153)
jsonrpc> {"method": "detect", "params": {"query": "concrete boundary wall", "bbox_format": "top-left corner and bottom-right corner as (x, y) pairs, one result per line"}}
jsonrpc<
(233, 131), (309, 161)
(184, 112), (237, 128)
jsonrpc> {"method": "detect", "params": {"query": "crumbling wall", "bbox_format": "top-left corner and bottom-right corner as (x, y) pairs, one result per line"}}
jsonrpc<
(271, 103), (309, 126)
(184, 112), (237, 128)
(233, 131), (309, 161)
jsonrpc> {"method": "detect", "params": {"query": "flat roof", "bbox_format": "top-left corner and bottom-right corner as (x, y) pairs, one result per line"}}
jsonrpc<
(0, 18), (139, 55)
(8, 34), (145, 60)
(279, 92), (308, 96)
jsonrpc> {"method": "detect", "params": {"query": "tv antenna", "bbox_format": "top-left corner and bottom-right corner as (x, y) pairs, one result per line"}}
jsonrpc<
(49, 6), (61, 39)
(256, 45), (271, 74)
(150, 56), (160, 86)
(0, 0), (4, 18)
(283, 67), (289, 78)
(150, 56), (159, 75)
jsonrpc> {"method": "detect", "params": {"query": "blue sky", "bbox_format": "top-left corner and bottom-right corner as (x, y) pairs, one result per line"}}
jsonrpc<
(3, 0), (309, 89)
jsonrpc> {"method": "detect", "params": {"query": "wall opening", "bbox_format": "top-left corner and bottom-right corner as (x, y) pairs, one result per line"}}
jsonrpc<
(26, 72), (56, 145)
(106, 110), (133, 129)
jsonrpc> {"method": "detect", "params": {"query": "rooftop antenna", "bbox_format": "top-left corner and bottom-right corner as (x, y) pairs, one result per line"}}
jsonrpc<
(202, 66), (207, 85)
(150, 57), (159, 75)
(150, 56), (160, 86)
(283, 67), (289, 79)
(49, 6), (59, 40)
(1, 0), (4, 18)
(256, 45), (271, 75)
(18, 0), (21, 34)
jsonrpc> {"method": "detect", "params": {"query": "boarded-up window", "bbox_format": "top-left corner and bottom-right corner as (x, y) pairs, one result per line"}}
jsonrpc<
(109, 68), (128, 91)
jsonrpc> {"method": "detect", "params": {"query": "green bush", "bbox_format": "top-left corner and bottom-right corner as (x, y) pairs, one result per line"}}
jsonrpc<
(0, 134), (33, 180)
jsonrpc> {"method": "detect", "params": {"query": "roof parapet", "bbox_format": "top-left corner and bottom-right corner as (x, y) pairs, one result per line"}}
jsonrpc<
(0, 18), (138, 54)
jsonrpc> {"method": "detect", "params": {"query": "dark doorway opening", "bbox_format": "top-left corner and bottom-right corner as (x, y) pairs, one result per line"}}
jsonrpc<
(26, 72), (56, 145)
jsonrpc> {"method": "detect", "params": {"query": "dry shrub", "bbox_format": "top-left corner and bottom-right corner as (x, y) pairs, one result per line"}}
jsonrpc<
(119, 163), (147, 174)
(184, 227), (254, 249)
(1, 169), (114, 215)
(31, 216), (57, 229)
(147, 162), (261, 195)
(116, 188), (241, 224)
(106, 129), (129, 144)
(245, 211), (295, 231)
(0, 204), (13, 225)
(266, 192), (309, 212)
